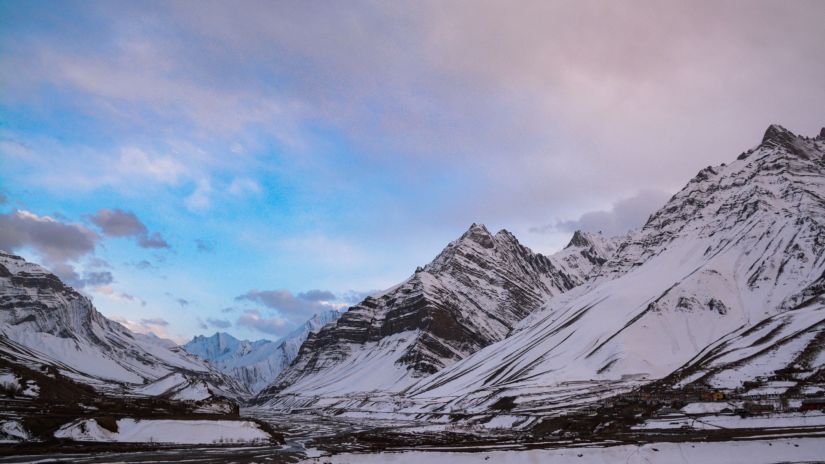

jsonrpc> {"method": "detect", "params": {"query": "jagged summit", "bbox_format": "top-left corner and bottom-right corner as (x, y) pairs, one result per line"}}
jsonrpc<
(456, 222), (495, 248)
(565, 230), (592, 249)
(761, 123), (795, 145)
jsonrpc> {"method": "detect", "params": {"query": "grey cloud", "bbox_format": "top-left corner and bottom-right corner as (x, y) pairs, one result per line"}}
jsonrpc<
(134, 260), (154, 270)
(177, 298), (189, 308)
(88, 209), (170, 249)
(120, 292), (147, 307)
(138, 232), (170, 249)
(236, 309), (287, 336)
(140, 318), (169, 327)
(205, 318), (231, 329)
(81, 271), (114, 287)
(0, 210), (99, 284)
(235, 289), (331, 320)
(296, 289), (336, 302)
(89, 208), (147, 237)
(532, 190), (672, 236)
(195, 239), (214, 253)
(0, 210), (98, 262)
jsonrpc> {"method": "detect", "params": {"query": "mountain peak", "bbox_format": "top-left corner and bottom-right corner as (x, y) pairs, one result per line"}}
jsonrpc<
(565, 230), (592, 249)
(761, 124), (796, 145)
(458, 223), (495, 248)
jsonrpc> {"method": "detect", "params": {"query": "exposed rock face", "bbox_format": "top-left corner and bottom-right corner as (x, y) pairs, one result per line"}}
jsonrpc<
(256, 224), (617, 402)
(407, 125), (825, 414)
(183, 310), (341, 393)
(0, 251), (246, 400)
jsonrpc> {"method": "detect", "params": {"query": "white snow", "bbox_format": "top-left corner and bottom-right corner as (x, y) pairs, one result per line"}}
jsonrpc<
(634, 411), (825, 430)
(0, 420), (30, 443)
(299, 437), (825, 464)
(681, 402), (736, 415)
(54, 418), (272, 444)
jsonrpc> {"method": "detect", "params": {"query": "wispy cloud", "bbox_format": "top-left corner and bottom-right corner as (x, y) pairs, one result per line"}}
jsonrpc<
(235, 309), (287, 336)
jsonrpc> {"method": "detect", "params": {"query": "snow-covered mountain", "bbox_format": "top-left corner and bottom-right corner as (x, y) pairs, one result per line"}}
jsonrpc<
(0, 251), (248, 401)
(256, 224), (617, 404)
(402, 124), (825, 416)
(183, 310), (341, 393)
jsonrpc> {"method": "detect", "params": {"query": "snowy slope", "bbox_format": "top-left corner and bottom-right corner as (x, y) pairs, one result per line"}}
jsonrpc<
(257, 224), (617, 403)
(183, 310), (341, 393)
(0, 251), (248, 400)
(405, 125), (825, 414)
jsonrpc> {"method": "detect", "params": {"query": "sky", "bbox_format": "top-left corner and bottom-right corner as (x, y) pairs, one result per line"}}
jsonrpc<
(1, 0), (824, 343)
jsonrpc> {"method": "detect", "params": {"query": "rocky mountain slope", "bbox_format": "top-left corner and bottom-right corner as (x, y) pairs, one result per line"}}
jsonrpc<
(256, 224), (617, 404)
(183, 310), (341, 393)
(0, 251), (248, 401)
(403, 124), (825, 417)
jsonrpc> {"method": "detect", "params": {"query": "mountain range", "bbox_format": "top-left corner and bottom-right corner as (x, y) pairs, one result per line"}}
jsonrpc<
(182, 309), (341, 393)
(1, 123), (824, 446)
(253, 124), (825, 422)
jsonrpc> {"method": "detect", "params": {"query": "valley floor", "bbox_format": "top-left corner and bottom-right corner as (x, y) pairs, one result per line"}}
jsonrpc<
(299, 437), (825, 464)
(2, 435), (823, 463)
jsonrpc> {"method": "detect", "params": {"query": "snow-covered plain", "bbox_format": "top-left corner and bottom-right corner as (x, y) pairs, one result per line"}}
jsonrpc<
(54, 418), (272, 444)
(298, 438), (825, 464)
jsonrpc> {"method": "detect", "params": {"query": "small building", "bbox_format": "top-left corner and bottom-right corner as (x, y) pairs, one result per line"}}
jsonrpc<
(801, 399), (825, 411)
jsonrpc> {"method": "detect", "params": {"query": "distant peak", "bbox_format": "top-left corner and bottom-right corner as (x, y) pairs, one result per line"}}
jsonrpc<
(761, 124), (796, 145)
(565, 230), (593, 249)
(819, 127), (825, 139)
(459, 223), (495, 248)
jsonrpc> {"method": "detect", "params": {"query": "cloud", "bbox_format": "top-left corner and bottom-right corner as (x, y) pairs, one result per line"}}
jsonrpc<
(0, 193), (6, 204)
(0, 209), (99, 284)
(140, 318), (169, 327)
(185, 179), (212, 211)
(235, 289), (336, 320)
(340, 290), (377, 305)
(227, 177), (262, 196)
(205, 318), (231, 329)
(532, 190), (673, 236)
(88, 208), (170, 249)
(116, 147), (186, 185)
(88, 208), (148, 237)
(95, 286), (147, 307)
(195, 239), (214, 253)
(0, 210), (98, 262)
(163, 292), (190, 308)
(138, 232), (170, 249)
(81, 270), (114, 287)
(236, 309), (287, 336)
(296, 289), (336, 302)
(133, 260), (155, 270)
(112, 316), (183, 344)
